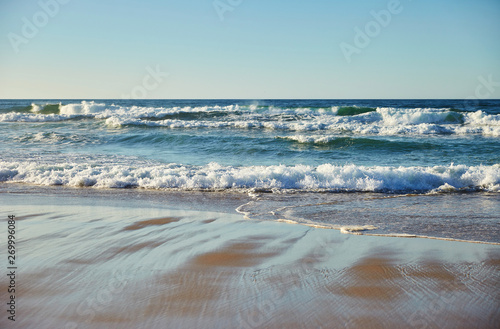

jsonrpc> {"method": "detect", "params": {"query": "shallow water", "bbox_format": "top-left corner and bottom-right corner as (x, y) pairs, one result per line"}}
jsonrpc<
(238, 191), (500, 243)
(2, 185), (499, 244)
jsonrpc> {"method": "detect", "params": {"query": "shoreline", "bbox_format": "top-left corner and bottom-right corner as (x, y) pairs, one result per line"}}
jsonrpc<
(1, 183), (499, 245)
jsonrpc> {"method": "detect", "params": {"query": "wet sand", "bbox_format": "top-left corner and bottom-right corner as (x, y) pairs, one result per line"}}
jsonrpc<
(0, 189), (499, 328)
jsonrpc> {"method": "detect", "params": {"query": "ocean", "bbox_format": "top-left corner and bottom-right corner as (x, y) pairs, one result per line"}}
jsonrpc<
(1, 99), (499, 243)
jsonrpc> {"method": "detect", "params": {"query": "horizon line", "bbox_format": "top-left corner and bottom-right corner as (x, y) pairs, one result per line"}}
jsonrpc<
(1, 98), (499, 101)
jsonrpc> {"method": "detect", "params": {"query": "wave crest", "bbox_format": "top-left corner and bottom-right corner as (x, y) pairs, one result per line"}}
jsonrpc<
(1, 102), (499, 136)
(1, 161), (498, 193)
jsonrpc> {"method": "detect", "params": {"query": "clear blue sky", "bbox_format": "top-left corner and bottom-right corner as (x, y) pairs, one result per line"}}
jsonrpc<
(1, 0), (499, 99)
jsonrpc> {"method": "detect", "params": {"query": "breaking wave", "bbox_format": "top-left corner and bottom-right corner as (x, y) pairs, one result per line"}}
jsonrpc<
(0, 101), (498, 136)
(1, 161), (498, 193)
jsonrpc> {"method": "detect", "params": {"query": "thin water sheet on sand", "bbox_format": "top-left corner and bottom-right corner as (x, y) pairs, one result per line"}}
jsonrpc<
(0, 190), (499, 329)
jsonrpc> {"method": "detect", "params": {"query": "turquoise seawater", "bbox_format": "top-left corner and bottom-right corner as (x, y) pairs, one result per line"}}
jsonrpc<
(1, 99), (499, 242)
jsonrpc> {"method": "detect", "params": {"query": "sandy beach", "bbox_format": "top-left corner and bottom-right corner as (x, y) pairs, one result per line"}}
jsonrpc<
(0, 187), (498, 329)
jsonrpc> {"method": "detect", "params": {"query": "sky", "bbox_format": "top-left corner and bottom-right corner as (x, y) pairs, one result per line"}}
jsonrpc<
(0, 0), (499, 99)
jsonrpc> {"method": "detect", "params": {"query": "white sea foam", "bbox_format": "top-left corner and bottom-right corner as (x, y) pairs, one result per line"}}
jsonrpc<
(1, 102), (499, 136)
(340, 225), (378, 234)
(30, 103), (42, 113)
(59, 101), (243, 118)
(1, 161), (498, 192)
(277, 135), (340, 144)
(0, 112), (70, 122)
(59, 101), (108, 115)
(277, 219), (299, 224)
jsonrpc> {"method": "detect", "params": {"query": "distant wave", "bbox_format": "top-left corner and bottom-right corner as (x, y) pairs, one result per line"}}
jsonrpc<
(335, 106), (377, 116)
(0, 101), (499, 136)
(1, 161), (498, 193)
(275, 136), (443, 153)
